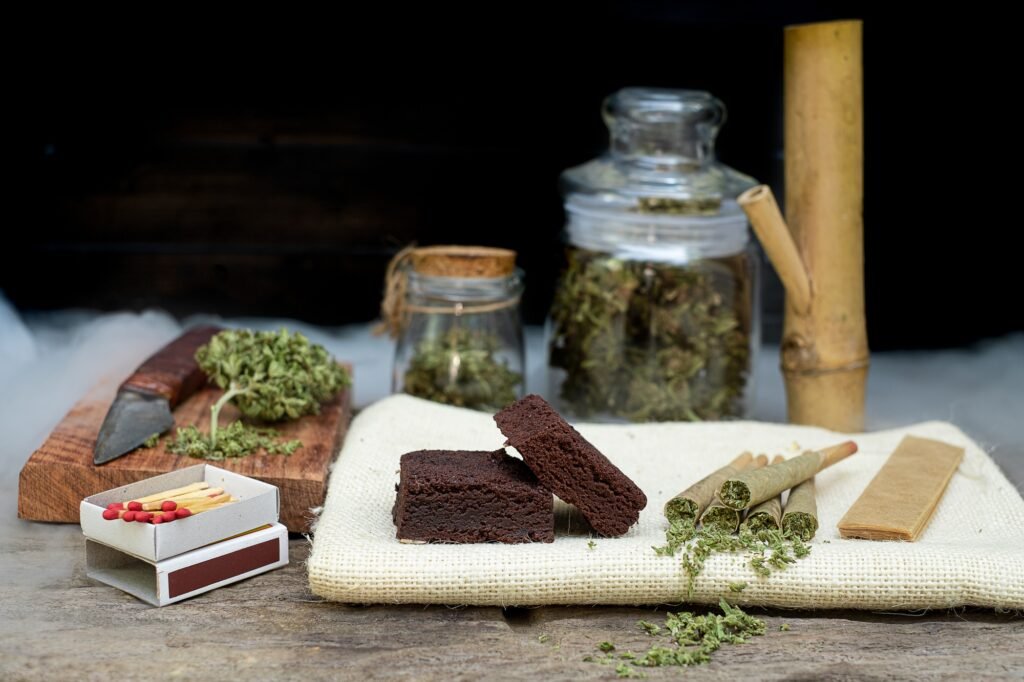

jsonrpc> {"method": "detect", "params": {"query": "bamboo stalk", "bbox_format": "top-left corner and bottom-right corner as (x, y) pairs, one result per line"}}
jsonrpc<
(740, 20), (868, 433)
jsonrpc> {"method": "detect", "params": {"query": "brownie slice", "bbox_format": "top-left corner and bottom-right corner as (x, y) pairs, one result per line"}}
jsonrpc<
(393, 449), (554, 543)
(494, 394), (647, 537)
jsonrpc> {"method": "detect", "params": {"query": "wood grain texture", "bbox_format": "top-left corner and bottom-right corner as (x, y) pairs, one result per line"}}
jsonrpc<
(0, 530), (1020, 681)
(17, 377), (350, 532)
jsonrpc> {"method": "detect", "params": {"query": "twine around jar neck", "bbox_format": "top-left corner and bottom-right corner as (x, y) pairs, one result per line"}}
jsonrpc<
(375, 244), (520, 338)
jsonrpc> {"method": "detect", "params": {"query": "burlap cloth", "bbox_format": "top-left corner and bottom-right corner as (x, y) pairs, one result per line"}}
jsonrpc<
(308, 395), (1024, 609)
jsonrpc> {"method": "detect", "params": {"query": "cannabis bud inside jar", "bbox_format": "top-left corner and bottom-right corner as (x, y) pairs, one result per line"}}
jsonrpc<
(386, 246), (525, 412)
(546, 88), (759, 422)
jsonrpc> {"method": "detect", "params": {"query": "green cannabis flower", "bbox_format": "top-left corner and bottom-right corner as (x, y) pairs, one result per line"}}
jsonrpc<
(196, 328), (350, 446)
(402, 327), (521, 411)
(548, 248), (751, 422)
(168, 422), (302, 461)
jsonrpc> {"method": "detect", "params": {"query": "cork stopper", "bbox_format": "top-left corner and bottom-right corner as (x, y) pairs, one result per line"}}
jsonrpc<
(410, 246), (516, 278)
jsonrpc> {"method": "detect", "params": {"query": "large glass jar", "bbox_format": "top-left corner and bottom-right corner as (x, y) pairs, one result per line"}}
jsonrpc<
(392, 246), (525, 412)
(546, 88), (759, 422)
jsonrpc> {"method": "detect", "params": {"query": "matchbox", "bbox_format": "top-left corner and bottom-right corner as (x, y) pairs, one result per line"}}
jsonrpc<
(80, 464), (279, 562)
(86, 523), (289, 606)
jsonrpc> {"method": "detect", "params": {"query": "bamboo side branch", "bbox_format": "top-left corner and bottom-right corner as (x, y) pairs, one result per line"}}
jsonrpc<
(738, 186), (811, 315)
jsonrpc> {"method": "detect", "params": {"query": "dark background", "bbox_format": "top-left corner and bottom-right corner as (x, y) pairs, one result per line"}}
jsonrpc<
(8, 3), (1020, 349)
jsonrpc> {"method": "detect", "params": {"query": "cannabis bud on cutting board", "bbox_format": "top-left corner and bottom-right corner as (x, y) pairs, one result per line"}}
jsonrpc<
(168, 329), (350, 460)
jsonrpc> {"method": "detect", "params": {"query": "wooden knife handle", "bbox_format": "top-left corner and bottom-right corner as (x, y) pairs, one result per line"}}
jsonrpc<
(120, 326), (222, 407)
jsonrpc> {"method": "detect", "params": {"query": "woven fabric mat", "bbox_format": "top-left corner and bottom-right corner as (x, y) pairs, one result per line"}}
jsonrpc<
(308, 395), (1024, 610)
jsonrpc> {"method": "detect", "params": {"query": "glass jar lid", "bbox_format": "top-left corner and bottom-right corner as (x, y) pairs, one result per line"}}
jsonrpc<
(560, 88), (757, 261)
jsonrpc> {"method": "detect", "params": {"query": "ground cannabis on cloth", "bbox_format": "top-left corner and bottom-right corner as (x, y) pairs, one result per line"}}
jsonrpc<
(655, 519), (811, 598)
(402, 327), (521, 411)
(548, 248), (750, 422)
(586, 599), (766, 675)
(170, 328), (349, 459)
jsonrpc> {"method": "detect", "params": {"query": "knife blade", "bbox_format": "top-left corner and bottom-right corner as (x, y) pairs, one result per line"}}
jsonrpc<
(93, 325), (221, 465)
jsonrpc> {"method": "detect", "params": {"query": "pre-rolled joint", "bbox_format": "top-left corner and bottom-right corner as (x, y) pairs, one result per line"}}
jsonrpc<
(719, 480), (751, 510)
(664, 498), (698, 526)
(701, 505), (741, 533)
(782, 512), (818, 541)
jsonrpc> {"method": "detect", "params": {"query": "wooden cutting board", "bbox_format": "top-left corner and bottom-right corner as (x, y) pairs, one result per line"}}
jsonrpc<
(18, 376), (351, 532)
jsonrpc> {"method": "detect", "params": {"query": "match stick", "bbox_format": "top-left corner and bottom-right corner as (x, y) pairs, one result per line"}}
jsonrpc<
(130, 482), (210, 505)
(139, 488), (225, 511)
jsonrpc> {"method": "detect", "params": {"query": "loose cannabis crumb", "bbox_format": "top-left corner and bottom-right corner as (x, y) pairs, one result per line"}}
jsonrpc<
(615, 662), (646, 678)
(728, 582), (748, 593)
(168, 422), (302, 460)
(538, 634), (551, 644)
(779, 623), (790, 631)
(590, 600), (766, 674)
(638, 621), (661, 636)
(141, 433), (161, 449)
(587, 540), (597, 550)
(653, 518), (696, 556)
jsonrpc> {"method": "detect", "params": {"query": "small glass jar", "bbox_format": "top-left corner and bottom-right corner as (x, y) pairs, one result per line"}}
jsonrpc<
(546, 88), (759, 422)
(393, 246), (525, 411)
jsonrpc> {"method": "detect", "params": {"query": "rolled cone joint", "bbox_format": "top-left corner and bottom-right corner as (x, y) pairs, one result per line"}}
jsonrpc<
(699, 454), (767, 533)
(665, 451), (753, 529)
(782, 476), (819, 541)
(718, 441), (857, 510)
(741, 454), (786, 534)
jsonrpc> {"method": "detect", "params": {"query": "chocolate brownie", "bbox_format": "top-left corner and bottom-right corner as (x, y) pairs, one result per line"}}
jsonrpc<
(494, 394), (647, 536)
(393, 449), (554, 543)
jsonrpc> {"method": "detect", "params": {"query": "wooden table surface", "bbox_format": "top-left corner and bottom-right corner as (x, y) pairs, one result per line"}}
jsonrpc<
(2, 518), (1022, 681)
(2, 327), (1022, 680)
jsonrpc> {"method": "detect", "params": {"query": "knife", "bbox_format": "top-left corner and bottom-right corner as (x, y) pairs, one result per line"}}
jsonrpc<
(93, 325), (221, 465)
